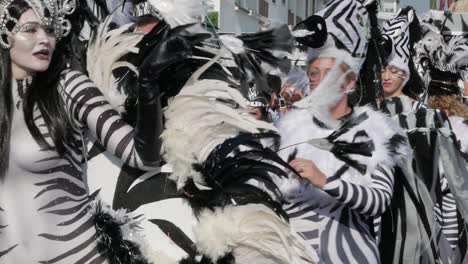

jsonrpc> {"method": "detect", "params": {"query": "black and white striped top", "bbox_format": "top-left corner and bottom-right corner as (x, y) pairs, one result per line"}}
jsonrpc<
(277, 106), (401, 264)
(0, 69), (159, 263)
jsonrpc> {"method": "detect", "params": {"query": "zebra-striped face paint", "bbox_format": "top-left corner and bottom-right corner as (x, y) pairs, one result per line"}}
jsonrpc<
(382, 65), (406, 98)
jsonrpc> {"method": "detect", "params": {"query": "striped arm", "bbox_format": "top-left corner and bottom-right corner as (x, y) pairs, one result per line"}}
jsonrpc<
(435, 192), (459, 250)
(323, 165), (395, 217)
(59, 70), (159, 169)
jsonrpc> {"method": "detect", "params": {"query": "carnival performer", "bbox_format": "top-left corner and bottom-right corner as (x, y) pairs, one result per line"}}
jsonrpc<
(81, 0), (320, 263)
(276, 0), (410, 263)
(416, 15), (468, 260)
(375, 7), (468, 263)
(83, 1), (206, 261)
(0, 0), (164, 262)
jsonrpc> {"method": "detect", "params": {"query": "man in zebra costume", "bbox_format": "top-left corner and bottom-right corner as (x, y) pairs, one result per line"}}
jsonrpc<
(276, 0), (412, 263)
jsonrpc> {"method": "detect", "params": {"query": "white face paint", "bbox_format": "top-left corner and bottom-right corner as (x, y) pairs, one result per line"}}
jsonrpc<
(9, 9), (56, 79)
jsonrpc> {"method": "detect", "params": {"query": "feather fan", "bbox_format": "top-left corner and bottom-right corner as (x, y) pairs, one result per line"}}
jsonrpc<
(161, 79), (278, 189)
(87, 16), (144, 113)
(194, 204), (318, 264)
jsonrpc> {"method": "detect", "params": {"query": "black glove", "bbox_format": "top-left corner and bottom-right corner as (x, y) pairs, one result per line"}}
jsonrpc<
(134, 23), (210, 166)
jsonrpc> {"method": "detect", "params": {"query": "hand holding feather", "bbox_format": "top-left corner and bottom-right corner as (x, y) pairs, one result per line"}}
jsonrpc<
(289, 158), (327, 189)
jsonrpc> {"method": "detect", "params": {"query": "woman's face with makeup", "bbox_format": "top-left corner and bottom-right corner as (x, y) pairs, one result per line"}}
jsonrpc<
(9, 8), (56, 78)
(381, 65), (407, 98)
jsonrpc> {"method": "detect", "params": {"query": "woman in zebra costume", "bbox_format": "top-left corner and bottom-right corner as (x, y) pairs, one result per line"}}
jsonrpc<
(0, 0), (165, 262)
(378, 8), (468, 263)
(276, 0), (410, 263)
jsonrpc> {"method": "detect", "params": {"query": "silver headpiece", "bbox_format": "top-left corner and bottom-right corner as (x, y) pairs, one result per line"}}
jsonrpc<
(0, 0), (76, 49)
(133, 2), (162, 20)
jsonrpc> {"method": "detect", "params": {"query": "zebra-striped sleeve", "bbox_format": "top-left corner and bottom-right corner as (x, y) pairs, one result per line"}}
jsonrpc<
(59, 70), (159, 169)
(322, 165), (395, 216)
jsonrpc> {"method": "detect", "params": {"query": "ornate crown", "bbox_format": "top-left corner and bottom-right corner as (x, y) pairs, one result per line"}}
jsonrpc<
(0, 0), (76, 49)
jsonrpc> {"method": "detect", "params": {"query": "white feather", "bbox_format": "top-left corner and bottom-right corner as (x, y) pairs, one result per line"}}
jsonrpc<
(219, 35), (245, 54)
(194, 204), (318, 263)
(87, 16), (144, 113)
(293, 59), (348, 127)
(147, 0), (204, 28)
(161, 79), (278, 189)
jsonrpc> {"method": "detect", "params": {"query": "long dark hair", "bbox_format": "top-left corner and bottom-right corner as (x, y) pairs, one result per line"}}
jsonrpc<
(0, 0), (70, 179)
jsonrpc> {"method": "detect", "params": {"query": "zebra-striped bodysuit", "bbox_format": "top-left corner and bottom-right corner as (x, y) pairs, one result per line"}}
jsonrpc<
(0, 70), (158, 263)
(277, 106), (401, 264)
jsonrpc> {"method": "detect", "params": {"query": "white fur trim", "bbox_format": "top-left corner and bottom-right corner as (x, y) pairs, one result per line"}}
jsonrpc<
(277, 105), (411, 198)
(194, 204), (318, 263)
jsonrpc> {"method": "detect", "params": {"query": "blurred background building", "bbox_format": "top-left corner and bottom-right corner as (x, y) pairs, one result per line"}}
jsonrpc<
(218, 0), (319, 33)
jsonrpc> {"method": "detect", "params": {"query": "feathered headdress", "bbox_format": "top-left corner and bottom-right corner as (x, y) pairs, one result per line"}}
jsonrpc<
(414, 16), (468, 97)
(0, 0), (76, 48)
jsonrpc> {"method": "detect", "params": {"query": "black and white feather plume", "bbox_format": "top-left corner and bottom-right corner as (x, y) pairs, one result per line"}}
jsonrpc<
(161, 79), (278, 189)
(160, 31), (318, 262)
(87, 16), (144, 113)
(219, 25), (294, 98)
(90, 201), (151, 264)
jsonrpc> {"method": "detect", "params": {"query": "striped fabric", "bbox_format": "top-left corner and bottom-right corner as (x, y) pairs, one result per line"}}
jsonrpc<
(283, 164), (394, 264)
(277, 105), (405, 263)
(381, 95), (464, 253)
(0, 69), (159, 263)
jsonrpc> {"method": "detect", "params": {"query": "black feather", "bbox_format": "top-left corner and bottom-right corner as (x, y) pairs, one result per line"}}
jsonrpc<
(184, 133), (291, 220)
(92, 202), (150, 264)
(179, 253), (235, 264)
(228, 25), (293, 97)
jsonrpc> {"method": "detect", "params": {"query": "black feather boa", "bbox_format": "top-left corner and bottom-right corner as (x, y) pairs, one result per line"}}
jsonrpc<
(180, 253), (235, 264)
(92, 202), (150, 264)
(182, 133), (292, 220)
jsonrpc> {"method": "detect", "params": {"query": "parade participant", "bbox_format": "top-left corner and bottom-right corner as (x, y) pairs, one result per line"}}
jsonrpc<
(276, 0), (410, 262)
(379, 9), (468, 263)
(0, 0), (164, 262)
(83, 0), (319, 263)
(378, 8), (459, 263)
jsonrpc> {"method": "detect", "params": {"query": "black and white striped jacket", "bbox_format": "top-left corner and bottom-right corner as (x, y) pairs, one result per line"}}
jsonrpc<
(277, 105), (409, 264)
